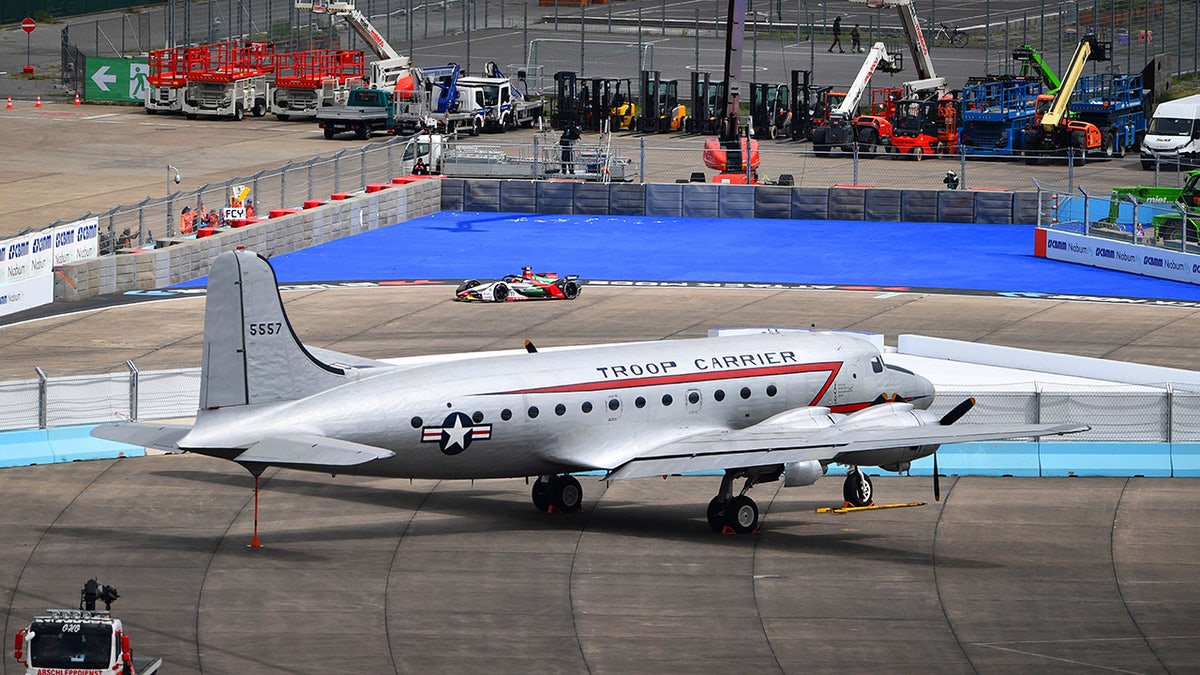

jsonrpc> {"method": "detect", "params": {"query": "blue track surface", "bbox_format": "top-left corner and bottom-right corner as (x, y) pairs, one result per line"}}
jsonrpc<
(175, 212), (1200, 300)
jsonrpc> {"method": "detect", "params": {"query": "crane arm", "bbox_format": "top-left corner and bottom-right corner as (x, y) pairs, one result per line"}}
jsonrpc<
(848, 0), (944, 96)
(1041, 36), (1104, 130)
(717, 0), (747, 143)
(1013, 45), (1062, 92)
(830, 42), (902, 119)
(296, 0), (407, 64)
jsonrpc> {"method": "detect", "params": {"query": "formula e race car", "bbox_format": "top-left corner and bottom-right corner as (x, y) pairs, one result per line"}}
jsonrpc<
(455, 268), (582, 302)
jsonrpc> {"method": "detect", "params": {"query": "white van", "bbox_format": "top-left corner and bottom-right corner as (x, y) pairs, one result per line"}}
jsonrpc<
(1140, 94), (1200, 169)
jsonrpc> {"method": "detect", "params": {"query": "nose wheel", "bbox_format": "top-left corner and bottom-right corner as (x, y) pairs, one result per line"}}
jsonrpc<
(842, 467), (874, 507)
(532, 474), (583, 513)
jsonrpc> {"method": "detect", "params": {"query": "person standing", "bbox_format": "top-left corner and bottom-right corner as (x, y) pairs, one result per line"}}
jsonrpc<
(829, 16), (844, 53)
(851, 23), (862, 53)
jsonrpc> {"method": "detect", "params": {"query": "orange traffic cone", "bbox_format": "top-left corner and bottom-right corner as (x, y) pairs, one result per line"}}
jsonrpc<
(34, 94), (41, 108)
(73, 91), (81, 106)
(5, 97), (11, 109)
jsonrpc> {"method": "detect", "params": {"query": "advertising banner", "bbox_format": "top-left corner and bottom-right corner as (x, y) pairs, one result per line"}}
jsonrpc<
(52, 218), (100, 266)
(1035, 228), (1200, 286)
(0, 232), (54, 317)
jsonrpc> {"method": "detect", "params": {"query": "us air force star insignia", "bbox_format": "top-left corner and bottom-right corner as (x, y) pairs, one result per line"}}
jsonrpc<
(421, 412), (492, 455)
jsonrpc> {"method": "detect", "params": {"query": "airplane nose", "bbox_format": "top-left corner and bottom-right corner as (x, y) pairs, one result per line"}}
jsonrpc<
(911, 372), (935, 409)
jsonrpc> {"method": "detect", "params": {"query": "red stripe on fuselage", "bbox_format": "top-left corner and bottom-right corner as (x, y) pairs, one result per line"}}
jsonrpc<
(490, 361), (843, 405)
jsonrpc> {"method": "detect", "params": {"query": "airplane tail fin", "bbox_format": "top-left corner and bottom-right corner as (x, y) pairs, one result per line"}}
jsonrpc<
(200, 249), (346, 410)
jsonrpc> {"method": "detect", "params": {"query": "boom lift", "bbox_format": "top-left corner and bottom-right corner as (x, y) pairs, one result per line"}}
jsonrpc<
(701, 0), (761, 182)
(842, 0), (956, 157)
(810, 41), (903, 152)
(295, 0), (415, 92)
(1024, 35), (1118, 161)
(1012, 45), (1062, 92)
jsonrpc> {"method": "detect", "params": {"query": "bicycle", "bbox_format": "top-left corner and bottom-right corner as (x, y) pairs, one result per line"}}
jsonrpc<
(931, 22), (969, 48)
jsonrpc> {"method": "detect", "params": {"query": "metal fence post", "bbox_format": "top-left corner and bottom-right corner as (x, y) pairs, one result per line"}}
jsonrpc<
(126, 360), (139, 422)
(1166, 383), (1174, 444)
(1078, 186), (1090, 235)
(36, 367), (48, 430)
(640, 138), (646, 185)
(959, 150), (967, 190)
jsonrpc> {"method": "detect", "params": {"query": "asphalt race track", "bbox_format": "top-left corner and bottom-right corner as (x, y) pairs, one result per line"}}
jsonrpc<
(1, 281), (1200, 674)
(3, 80), (1200, 675)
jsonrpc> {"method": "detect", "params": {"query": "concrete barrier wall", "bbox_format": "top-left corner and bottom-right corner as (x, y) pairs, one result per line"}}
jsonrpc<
(53, 179), (441, 301)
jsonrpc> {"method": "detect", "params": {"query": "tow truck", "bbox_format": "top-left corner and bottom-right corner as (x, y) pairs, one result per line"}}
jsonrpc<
(12, 581), (161, 675)
(810, 41), (903, 153)
(1024, 35), (1144, 161)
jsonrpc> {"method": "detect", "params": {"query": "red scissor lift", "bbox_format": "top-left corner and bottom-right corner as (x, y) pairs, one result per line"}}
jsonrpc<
(181, 41), (275, 120)
(145, 45), (210, 114)
(271, 49), (365, 120)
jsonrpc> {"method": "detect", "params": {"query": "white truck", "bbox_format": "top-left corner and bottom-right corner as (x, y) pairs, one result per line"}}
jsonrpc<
(13, 591), (162, 675)
(1140, 94), (1200, 169)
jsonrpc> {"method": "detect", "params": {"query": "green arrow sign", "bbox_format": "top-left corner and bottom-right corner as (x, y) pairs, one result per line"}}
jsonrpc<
(84, 56), (150, 103)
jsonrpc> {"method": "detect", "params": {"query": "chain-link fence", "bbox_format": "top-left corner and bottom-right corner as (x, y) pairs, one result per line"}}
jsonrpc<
(64, 133), (424, 254)
(3, 362), (1199, 442)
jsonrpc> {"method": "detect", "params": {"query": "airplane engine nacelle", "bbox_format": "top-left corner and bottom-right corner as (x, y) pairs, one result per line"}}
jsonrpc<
(783, 459), (826, 487)
(829, 403), (942, 469)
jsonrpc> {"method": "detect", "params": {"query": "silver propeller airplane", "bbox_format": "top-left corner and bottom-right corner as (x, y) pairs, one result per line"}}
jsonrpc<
(93, 250), (1086, 534)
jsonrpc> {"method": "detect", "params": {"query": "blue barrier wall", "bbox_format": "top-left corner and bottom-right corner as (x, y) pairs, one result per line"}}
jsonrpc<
(4, 426), (1198, 478)
(0, 425), (146, 468)
(440, 179), (1031, 224)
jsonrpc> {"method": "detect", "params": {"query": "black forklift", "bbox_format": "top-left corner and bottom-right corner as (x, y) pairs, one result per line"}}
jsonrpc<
(686, 71), (725, 134)
(749, 81), (792, 139)
(637, 70), (684, 133)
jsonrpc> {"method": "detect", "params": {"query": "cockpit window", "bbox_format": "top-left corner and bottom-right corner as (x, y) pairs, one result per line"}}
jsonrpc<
(871, 356), (884, 373)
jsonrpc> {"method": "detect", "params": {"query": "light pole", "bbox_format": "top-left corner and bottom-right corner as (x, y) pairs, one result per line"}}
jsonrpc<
(167, 164), (182, 237)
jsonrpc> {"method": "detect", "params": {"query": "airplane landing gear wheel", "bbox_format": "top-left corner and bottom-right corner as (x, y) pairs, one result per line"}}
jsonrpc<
(843, 468), (874, 507)
(727, 496), (759, 534)
(705, 496), (760, 533)
(533, 475), (582, 513)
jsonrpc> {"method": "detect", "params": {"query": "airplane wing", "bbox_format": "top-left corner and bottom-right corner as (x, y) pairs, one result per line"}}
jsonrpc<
(605, 418), (1087, 481)
(90, 422), (191, 453)
(232, 434), (395, 466)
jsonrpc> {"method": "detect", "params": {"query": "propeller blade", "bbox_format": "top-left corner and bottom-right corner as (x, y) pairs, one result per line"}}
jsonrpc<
(940, 397), (976, 426)
(933, 452), (941, 502)
(524, 339), (538, 354)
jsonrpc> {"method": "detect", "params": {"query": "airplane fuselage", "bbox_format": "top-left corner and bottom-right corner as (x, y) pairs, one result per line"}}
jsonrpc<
(183, 331), (934, 479)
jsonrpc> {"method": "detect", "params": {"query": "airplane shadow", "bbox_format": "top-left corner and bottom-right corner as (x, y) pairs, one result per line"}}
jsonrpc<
(141, 468), (997, 569)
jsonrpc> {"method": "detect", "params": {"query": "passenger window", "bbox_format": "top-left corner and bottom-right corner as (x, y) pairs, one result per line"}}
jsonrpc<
(501, 409), (512, 421)
(688, 391), (700, 404)
(740, 387), (751, 399)
(472, 411), (484, 423)
(528, 406), (539, 419)
(766, 385), (777, 397)
(582, 401), (593, 413)
(662, 394), (673, 406)
(555, 404), (566, 416)
(714, 389), (726, 402)
(635, 396), (646, 408)
(608, 398), (620, 411)
(410, 417), (423, 428)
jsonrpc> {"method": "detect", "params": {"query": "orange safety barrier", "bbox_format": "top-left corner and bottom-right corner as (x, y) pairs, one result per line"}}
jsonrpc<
(329, 192), (352, 200)
(303, 199), (325, 208)
(268, 208), (301, 218)
(364, 183), (390, 193)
